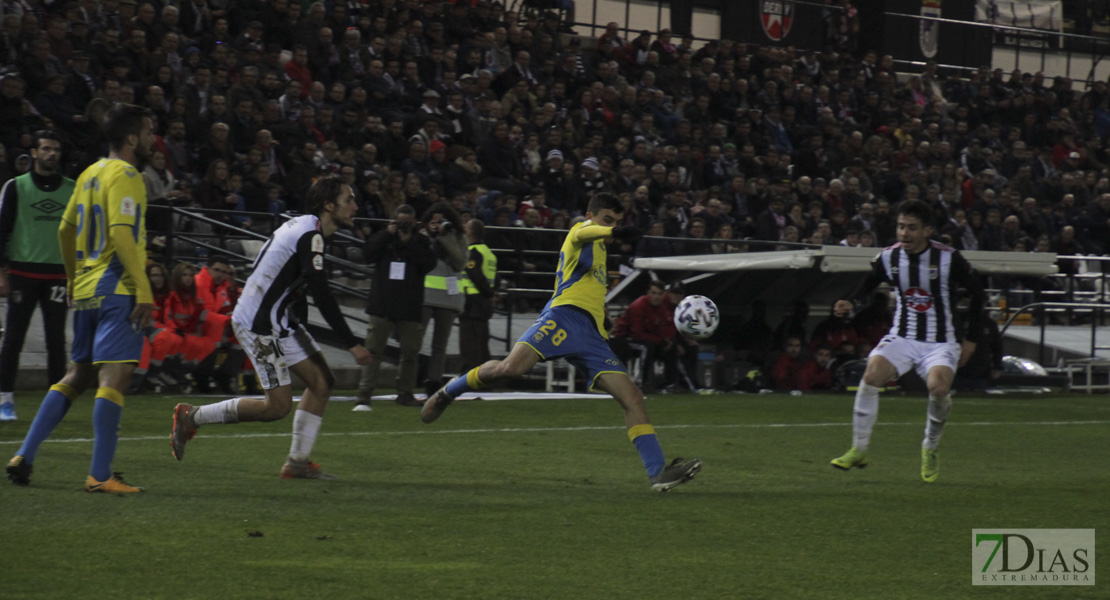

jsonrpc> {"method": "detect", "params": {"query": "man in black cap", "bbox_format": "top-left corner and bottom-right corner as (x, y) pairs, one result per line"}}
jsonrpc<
(235, 20), (265, 54)
(66, 51), (96, 107)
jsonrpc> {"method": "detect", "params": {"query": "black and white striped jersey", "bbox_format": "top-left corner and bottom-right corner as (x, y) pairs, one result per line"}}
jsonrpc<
(232, 215), (361, 348)
(854, 241), (985, 344)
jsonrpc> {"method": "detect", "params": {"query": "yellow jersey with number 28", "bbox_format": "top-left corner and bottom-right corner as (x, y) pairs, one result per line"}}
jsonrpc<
(548, 219), (612, 338)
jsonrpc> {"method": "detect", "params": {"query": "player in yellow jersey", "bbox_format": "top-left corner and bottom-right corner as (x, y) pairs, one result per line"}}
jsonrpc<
(421, 193), (702, 491)
(6, 105), (155, 493)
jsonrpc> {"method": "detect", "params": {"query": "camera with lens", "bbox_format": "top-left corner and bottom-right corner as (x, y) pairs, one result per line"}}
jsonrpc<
(439, 220), (453, 234)
(394, 220), (412, 233)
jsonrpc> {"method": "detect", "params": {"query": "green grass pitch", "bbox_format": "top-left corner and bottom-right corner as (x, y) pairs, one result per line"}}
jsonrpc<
(1, 390), (1106, 599)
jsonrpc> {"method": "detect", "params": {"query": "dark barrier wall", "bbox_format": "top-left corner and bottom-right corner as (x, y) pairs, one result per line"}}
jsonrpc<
(670, 0), (694, 36)
(881, 0), (991, 69)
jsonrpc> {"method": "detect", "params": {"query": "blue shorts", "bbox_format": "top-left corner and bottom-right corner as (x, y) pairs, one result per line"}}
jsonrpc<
(71, 294), (144, 365)
(518, 305), (627, 391)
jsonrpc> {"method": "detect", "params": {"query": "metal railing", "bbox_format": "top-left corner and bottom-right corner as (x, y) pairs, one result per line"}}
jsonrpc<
(999, 301), (1110, 365)
(154, 207), (1110, 364)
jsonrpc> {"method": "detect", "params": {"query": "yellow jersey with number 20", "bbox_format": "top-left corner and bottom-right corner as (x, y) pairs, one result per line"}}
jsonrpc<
(548, 219), (611, 338)
(63, 158), (149, 301)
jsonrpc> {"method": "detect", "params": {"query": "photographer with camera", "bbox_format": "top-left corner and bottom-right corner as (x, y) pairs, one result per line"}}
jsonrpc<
(419, 203), (469, 397)
(354, 204), (437, 410)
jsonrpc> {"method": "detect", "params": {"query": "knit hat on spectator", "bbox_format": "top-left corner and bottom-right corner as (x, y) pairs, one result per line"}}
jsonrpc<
(429, 139), (446, 154)
(547, 150), (563, 162)
(581, 157), (599, 170)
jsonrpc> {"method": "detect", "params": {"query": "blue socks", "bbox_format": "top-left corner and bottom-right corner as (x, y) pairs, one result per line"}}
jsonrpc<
(445, 366), (485, 399)
(17, 384), (77, 463)
(629, 425), (665, 478)
(89, 388), (124, 482)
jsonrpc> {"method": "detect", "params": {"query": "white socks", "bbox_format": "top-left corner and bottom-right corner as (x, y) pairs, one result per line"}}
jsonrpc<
(923, 394), (952, 451)
(852, 383), (881, 452)
(193, 398), (241, 425)
(289, 410), (322, 461)
(0, 391), (13, 405)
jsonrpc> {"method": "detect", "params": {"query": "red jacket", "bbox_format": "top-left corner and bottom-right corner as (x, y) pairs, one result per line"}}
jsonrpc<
(771, 353), (806, 390)
(612, 295), (676, 345)
(798, 360), (833, 391)
(165, 291), (206, 335)
(195, 266), (238, 315)
(283, 61), (313, 99)
(151, 289), (173, 329)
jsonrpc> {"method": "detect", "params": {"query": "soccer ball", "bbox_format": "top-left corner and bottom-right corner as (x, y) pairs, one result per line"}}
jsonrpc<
(673, 295), (720, 340)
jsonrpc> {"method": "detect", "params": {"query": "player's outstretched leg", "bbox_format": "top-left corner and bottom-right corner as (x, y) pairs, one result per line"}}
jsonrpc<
(596, 372), (701, 492)
(422, 343), (540, 424)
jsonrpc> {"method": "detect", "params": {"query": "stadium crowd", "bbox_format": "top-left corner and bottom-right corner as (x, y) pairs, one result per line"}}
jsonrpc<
(0, 0), (1108, 394)
(1, 0), (1109, 260)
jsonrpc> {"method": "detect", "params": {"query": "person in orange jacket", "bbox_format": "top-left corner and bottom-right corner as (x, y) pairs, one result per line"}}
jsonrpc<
(193, 255), (248, 393)
(130, 262), (182, 393)
(164, 262), (221, 376)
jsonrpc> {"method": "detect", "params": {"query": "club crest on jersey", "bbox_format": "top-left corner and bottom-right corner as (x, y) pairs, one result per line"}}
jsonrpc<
(311, 234), (324, 253)
(929, 266), (939, 280)
(120, 196), (136, 216)
(905, 287), (933, 312)
(760, 0), (795, 41)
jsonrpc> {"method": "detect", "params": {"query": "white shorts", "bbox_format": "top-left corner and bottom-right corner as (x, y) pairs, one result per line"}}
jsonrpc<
(869, 334), (960, 380)
(232, 320), (321, 390)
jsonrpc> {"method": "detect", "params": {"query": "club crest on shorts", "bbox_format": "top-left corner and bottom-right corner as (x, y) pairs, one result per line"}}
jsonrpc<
(760, 0), (794, 42)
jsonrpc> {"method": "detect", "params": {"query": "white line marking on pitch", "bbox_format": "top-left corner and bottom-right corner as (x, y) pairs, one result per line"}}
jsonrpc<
(2, 420), (1108, 446)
